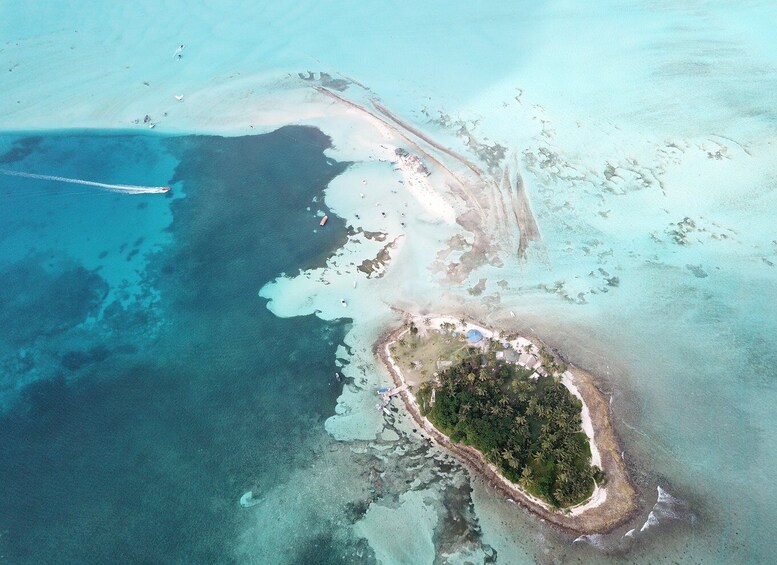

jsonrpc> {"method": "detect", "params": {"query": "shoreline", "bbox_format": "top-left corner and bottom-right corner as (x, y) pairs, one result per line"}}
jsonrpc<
(376, 314), (639, 535)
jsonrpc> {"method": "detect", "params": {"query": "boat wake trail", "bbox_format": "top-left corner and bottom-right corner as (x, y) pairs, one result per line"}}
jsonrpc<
(0, 169), (170, 194)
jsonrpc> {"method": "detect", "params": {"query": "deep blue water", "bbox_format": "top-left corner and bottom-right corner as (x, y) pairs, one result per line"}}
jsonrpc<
(0, 128), (354, 563)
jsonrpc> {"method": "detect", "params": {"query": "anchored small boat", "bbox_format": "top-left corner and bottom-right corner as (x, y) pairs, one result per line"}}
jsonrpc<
(375, 399), (392, 416)
(319, 215), (328, 226)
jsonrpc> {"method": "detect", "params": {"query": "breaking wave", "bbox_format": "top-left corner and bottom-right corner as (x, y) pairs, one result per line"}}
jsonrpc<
(639, 486), (693, 533)
(573, 533), (609, 549)
(573, 486), (696, 552)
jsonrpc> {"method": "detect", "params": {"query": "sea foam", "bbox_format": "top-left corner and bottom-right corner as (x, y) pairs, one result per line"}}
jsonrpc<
(635, 486), (695, 537)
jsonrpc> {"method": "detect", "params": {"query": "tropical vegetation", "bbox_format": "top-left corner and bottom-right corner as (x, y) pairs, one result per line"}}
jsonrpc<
(415, 347), (604, 508)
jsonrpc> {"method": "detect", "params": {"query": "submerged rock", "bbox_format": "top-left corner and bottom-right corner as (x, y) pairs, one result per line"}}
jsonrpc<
(239, 490), (261, 508)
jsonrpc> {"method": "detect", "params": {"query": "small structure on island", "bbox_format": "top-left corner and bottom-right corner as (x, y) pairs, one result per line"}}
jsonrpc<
(466, 329), (484, 344)
(518, 352), (534, 367)
(497, 348), (522, 363)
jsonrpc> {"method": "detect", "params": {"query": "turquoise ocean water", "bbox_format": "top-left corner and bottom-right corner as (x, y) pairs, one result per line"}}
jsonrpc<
(0, 129), (363, 563)
(2, 128), (774, 564)
(2, 2), (777, 563)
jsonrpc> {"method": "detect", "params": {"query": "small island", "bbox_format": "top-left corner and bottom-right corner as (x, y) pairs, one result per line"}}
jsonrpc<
(378, 315), (638, 534)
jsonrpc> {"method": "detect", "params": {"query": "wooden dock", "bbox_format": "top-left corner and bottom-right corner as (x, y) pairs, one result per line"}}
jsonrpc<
(380, 384), (407, 397)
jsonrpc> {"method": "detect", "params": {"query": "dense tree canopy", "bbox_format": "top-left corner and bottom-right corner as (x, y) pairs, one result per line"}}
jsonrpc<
(416, 348), (603, 507)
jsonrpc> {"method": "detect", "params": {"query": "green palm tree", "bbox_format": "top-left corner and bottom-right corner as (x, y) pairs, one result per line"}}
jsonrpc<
(502, 450), (521, 470)
(520, 466), (535, 488)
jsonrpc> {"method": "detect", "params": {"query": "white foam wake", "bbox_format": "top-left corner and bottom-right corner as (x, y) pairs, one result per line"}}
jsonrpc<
(1, 169), (170, 194)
